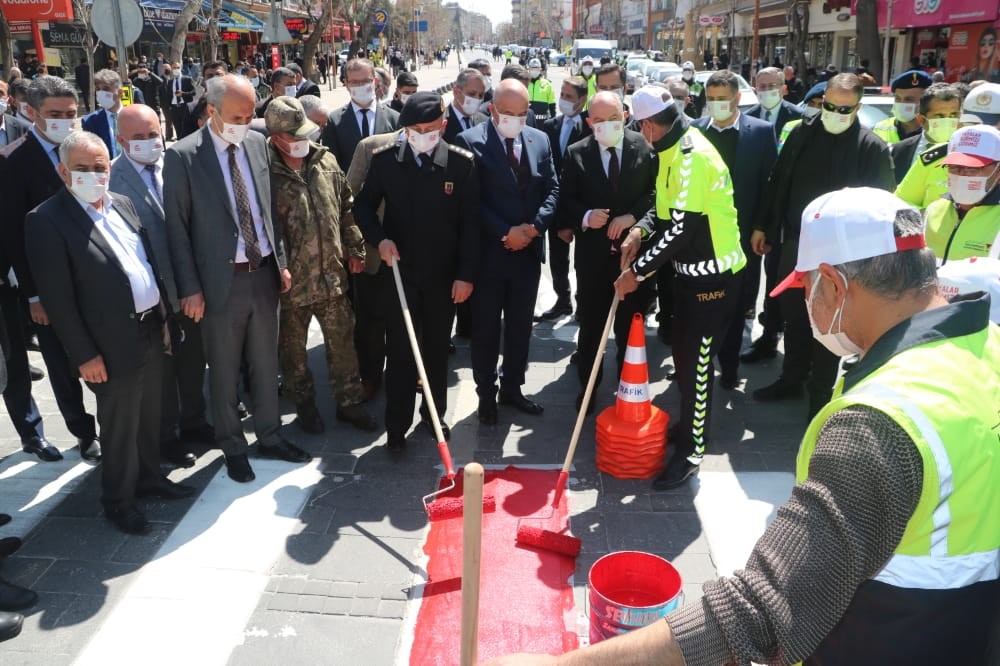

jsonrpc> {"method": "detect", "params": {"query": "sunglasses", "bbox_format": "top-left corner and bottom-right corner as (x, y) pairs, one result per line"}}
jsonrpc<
(822, 101), (858, 114)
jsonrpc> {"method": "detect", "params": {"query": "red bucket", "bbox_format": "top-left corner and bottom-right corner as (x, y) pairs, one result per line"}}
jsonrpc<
(588, 551), (683, 644)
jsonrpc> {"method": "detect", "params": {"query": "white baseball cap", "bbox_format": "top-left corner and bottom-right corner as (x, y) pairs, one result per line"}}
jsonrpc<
(771, 188), (926, 296)
(682, 61), (695, 71)
(631, 85), (674, 121)
(937, 257), (1000, 324)
(961, 83), (1000, 125)
(581, 56), (595, 65)
(940, 124), (1000, 168)
(528, 58), (541, 68)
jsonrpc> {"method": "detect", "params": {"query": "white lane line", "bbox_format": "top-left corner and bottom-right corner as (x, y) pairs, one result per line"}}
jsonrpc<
(693, 471), (795, 577)
(74, 459), (323, 666)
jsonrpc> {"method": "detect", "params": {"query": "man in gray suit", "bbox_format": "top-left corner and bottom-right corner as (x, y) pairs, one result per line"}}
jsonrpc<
(110, 104), (212, 469)
(163, 75), (310, 483)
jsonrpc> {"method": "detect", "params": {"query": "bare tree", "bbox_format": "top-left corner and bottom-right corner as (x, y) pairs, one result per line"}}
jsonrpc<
(303, 0), (336, 81)
(72, 0), (97, 109)
(0, 11), (13, 79)
(785, 0), (809, 74)
(344, 0), (375, 57)
(207, 0), (223, 63)
(854, 0), (882, 81)
(169, 0), (203, 64)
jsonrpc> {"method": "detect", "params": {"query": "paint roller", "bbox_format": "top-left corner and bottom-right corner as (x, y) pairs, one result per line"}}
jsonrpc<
(390, 259), (495, 521)
(460, 462), (484, 666)
(516, 286), (623, 558)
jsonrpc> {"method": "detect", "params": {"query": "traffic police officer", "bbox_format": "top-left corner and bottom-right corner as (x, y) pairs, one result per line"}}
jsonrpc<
(872, 69), (932, 144)
(527, 58), (556, 120)
(353, 92), (480, 452)
(616, 86), (745, 491)
(579, 56), (598, 105)
(681, 61), (706, 118)
(893, 83), (964, 210)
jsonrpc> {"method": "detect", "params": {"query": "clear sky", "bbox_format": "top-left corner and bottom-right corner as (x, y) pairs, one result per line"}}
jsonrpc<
(454, 0), (511, 28)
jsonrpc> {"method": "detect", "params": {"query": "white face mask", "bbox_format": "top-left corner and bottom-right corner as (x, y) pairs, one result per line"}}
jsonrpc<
(0, 98), (7, 115)
(820, 108), (853, 135)
(18, 101), (31, 119)
(483, 75), (492, 90)
(68, 171), (109, 203)
(803, 105), (821, 119)
(926, 117), (959, 144)
(495, 113), (526, 139)
(673, 99), (686, 114)
(400, 93), (411, 106)
(408, 128), (440, 156)
(708, 100), (733, 123)
(249, 77), (260, 87)
(592, 120), (624, 148)
(215, 117), (250, 145)
(610, 87), (625, 102)
(948, 167), (997, 206)
(350, 83), (375, 106)
(44, 118), (80, 143)
(682, 71), (694, 82)
(581, 66), (593, 77)
(459, 94), (481, 117)
(282, 137), (310, 158)
(893, 101), (917, 123)
(529, 68), (541, 79)
(558, 98), (578, 117)
(806, 272), (863, 357)
(284, 85), (298, 98)
(96, 90), (119, 110)
(758, 89), (782, 110)
(171, 70), (181, 79)
(128, 137), (164, 164)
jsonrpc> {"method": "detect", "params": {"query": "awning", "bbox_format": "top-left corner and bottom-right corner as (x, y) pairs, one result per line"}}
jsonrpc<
(203, 1), (264, 31)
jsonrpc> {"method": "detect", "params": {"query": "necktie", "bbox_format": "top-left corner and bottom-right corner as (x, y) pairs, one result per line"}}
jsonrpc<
(462, 115), (470, 130)
(505, 137), (519, 172)
(174, 78), (180, 105)
(421, 153), (433, 172)
(607, 146), (619, 192)
(360, 109), (370, 137)
(227, 144), (261, 269)
(144, 164), (161, 204)
(560, 119), (572, 155)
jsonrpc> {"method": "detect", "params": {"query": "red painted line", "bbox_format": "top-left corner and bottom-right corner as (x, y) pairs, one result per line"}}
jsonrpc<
(410, 466), (579, 664)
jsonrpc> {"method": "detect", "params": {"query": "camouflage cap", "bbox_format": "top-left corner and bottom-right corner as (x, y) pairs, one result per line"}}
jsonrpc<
(264, 95), (319, 138)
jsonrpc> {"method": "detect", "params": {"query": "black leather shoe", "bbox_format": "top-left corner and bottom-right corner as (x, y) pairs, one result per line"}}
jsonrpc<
(161, 442), (197, 468)
(105, 504), (150, 535)
(386, 433), (406, 453)
(719, 374), (739, 391)
(21, 436), (62, 462)
(752, 379), (804, 402)
(0, 537), (22, 558)
(136, 478), (197, 500)
(225, 454), (256, 483)
(0, 580), (36, 612)
(534, 301), (572, 321)
(258, 439), (312, 464)
(0, 611), (23, 642)
(478, 398), (498, 425)
(652, 457), (701, 491)
(575, 392), (595, 415)
(337, 404), (378, 432)
(179, 423), (215, 444)
(0, 515), (10, 528)
(25, 335), (40, 352)
(79, 437), (102, 462)
(740, 339), (778, 364)
(499, 391), (544, 415)
(420, 419), (450, 441)
(296, 401), (325, 434)
(28, 365), (44, 381)
(665, 370), (677, 381)
(237, 401), (250, 419)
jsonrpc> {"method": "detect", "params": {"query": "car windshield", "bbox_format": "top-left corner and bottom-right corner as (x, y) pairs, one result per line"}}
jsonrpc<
(576, 48), (610, 61)
(627, 60), (650, 72)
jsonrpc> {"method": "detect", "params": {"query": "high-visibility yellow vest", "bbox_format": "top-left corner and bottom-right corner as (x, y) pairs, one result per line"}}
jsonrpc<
(924, 197), (1000, 262)
(895, 142), (948, 210)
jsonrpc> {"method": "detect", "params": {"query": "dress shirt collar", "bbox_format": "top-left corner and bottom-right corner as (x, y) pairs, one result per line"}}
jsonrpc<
(31, 124), (60, 154)
(70, 190), (114, 219)
(351, 100), (376, 116)
(125, 152), (163, 176)
(708, 110), (741, 132)
(451, 102), (468, 122)
(562, 113), (580, 128)
(599, 136), (625, 157)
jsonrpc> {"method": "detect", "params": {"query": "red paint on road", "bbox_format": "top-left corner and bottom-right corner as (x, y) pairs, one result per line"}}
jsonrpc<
(410, 466), (579, 664)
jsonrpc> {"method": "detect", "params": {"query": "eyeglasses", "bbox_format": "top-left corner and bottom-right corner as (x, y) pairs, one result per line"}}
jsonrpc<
(822, 101), (858, 114)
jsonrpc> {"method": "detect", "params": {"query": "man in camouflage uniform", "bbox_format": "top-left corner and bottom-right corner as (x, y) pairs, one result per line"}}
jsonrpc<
(264, 96), (377, 434)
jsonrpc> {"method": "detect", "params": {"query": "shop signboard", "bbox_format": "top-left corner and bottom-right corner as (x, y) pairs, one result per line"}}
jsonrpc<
(9, 21), (35, 34)
(946, 21), (1000, 83)
(285, 17), (307, 38)
(851, 0), (998, 29)
(0, 0), (73, 22)
(43, 23), (87, 47)
(142, 5), (182, 32)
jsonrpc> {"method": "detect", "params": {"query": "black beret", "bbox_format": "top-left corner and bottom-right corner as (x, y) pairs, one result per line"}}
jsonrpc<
(396, 71), (418, 87)
(891, 69), (932, 91)
(399, 91), (443, 126)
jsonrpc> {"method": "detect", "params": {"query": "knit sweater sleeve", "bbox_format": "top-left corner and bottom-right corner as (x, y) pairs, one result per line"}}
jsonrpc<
(667, 405), (924, 666)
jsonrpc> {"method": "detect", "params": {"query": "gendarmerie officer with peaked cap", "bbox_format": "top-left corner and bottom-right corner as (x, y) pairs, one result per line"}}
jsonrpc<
(872, 69), (933, 145)
(353, 92), (480, 453)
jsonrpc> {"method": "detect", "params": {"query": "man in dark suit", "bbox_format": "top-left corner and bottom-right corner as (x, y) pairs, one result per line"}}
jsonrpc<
(129, 65), (163, 118)
(693, 70), (778, 389)
(25, 130), (193, 534)
(468, 58), (495, 105)
(556, 91), (655, 413)
(164, 75), (309, 483)
(538, 75), (592, 321)
(443, 68), (487, 145)
(453, 79), (559, 424)
(783, 66), (805, 104)
(286, 63), (320, 98)
(0, 80), (30, 147)
(354, 93), (480, 451)
(161, 62), (195, 141)
(321, 58), (401, 397)
(254, 67), (296, 119)
(746, 67), (802, 139)
(0, 75), (100, 463)
(110, 104), (211, 469)
(82, 69), (126, 157)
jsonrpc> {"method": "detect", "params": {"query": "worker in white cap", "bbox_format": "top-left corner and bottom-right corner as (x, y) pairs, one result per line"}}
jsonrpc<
(615, 85), (744, 491)
(680, 60), (705, 117)
(578, 56), (598, 105)
(490, 186), (1000, 666)
(526, 57), (556, 120)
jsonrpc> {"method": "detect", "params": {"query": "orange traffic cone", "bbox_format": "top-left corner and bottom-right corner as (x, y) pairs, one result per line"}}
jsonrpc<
(595, 314), (669, 479)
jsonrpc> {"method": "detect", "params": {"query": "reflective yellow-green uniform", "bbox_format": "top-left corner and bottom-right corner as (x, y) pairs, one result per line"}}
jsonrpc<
(872, 117), (921, 145)
(895, 142), (948, 210)
(527, 76), (556, 120)
(924, 188), (1000, 262)
(632, 124), (744, 464)
(778, 118), (802, 152)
